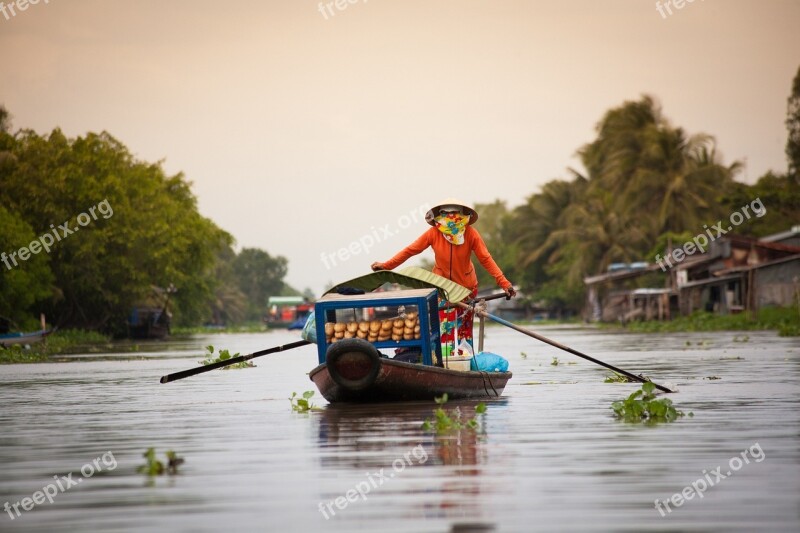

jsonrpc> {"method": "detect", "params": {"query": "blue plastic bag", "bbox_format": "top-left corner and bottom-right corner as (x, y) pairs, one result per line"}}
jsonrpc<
(300, 311), (317, 344)
(470, 352), (509, 372)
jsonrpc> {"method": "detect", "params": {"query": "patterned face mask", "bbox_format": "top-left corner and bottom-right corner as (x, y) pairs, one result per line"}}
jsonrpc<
(434, 212), (470, 245)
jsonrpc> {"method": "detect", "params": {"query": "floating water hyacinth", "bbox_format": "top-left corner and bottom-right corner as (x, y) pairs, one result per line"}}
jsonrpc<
(611, 382), (692, 424)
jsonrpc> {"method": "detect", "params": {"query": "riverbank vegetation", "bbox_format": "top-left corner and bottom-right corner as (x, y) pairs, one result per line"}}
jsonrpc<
(0, 329), (111, 363)
(0, 107), (295, 335)
(2, 66), (799, 332)
(606, 306), (799, 336)
(474, 67), (800, 316)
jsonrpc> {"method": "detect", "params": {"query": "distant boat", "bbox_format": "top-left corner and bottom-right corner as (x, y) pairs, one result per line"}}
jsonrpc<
(287, 315), (309, 330)
(265, 297), (312, 329)
(128, 285), (175, 340)
(127, 306), (171, 340)
(0, 329), (53, 347)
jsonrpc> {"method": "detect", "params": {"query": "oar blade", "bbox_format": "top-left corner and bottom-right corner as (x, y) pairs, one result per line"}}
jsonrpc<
(159, 340), (311, 383)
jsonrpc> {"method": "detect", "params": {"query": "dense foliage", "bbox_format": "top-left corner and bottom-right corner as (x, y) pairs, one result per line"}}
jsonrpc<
(786, 66), (800, 181)
(0, 111), (289, 332)
(474, 83), (800, 313)
(4, 67), (798, 328)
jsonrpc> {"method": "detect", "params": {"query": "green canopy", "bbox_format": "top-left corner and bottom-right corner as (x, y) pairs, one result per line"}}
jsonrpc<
(324, 266), (472, 303)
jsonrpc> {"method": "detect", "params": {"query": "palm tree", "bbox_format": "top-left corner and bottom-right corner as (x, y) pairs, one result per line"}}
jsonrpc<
(580, 96), (741, 242)
(512, 176), (585, 269)
(539, 192), (647, 285)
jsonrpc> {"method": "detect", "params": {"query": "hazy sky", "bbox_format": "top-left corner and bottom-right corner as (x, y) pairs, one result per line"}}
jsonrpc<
(2, 0), (798, 294)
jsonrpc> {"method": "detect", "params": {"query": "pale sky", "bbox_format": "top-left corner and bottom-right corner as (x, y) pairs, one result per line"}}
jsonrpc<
(2, 0), (798, 295)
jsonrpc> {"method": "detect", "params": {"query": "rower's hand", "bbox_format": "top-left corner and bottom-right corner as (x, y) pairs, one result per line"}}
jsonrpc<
(371, 262), (386, 272)
(503, 286), (516, 299)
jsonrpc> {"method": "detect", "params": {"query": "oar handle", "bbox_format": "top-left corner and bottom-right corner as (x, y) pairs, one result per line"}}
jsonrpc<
(456, 303), (674, 393)
(468, 292), (511, 304)
(159, 339), (312, 383)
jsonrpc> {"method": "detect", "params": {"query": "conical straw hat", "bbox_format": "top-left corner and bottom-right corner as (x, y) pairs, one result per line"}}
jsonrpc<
(424, 198), (478, 226)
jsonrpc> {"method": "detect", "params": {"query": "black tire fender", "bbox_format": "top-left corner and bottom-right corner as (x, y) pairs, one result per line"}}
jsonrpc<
(326, 338), (381, 391)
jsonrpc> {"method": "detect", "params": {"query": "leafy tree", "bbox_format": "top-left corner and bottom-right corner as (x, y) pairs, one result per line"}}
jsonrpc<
(301, 287), (316, 301)
(721, 68), (800, 237)
(0, 106), (10, 133)
(0, 106), (16, 171)
(503, 96), (740, 312)
(580, 96), (740, 238)
(232, 248), (288, 321)
(472, 200), (518, 289)
(0, 125), (234, 331)
(786, 65), (800, 182)
(721, 173), (800, 237)
(506, 177), (585, 292)
(206, 240), (247, 325)
(0, 205), (55, 328)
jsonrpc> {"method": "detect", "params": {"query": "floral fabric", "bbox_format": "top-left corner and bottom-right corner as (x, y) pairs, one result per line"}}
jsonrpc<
(438, 287), (478, 356)
(433, 213), (470, 245)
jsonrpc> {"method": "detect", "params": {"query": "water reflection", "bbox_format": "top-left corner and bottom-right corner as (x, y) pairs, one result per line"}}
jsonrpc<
(0, 328), (797, 532)
(316, 400), (503, 469)
(314, 400), (506, 529)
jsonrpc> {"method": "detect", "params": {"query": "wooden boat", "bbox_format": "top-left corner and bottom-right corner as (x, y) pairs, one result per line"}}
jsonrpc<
(310, 344), (511, 402)
(308, 268), (512, 403)
(128, 285), (175, 340)
(265, 297), (312, 329)
(0, 329), (52, 347)
(127, 306), (171, 340)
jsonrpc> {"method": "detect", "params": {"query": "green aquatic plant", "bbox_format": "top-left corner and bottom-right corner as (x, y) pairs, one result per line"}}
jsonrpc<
(0, 344), (45, 364)
(551, 356), (560, 366)
(778, 323), (800, 337)
(289, 390), (318, 412)
(199, 345), (253, 369)
(604, 372), (636, 383)
(421, 394), (487, 434)
(0, 329), (115, 364)
(137, 448), (184, 476)
(611, 382), (691, 424)
(520, 351), (528, 359)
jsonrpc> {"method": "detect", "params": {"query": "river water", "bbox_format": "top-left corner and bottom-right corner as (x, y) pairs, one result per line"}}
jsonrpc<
(1, 326), (798, 532)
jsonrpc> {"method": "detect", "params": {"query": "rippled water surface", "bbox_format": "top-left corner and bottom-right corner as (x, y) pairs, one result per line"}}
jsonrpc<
(1, 326), (798, 532)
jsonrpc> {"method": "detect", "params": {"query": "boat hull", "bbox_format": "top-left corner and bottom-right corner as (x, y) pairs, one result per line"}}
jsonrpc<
(0, 329), (52, 347)
(309, 357), (512, 403)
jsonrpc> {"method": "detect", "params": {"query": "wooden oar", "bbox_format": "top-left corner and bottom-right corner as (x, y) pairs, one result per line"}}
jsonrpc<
(159, 339), (311, 383)
(466, 292), (512, 304)
(456, 302), (674, 393)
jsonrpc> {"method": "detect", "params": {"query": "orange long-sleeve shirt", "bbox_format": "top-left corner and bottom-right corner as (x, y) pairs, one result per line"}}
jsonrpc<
(381, 226), (511, 291)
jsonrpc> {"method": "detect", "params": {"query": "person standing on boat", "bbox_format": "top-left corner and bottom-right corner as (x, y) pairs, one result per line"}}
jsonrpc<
(371, 198), (516, 355)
